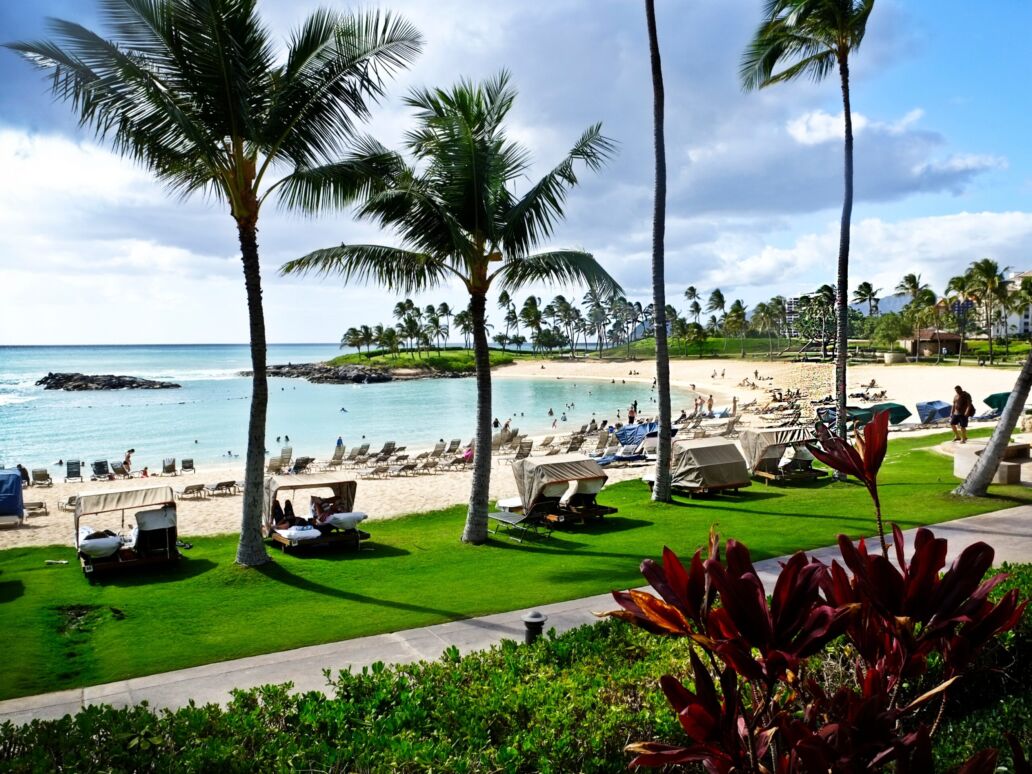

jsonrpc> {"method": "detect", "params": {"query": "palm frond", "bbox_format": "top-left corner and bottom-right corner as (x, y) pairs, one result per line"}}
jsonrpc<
(263, 9), (422, 171)
(503, 123), (615, 257)
(495, 250), (622, 296)
(280, 244), (451, 295)
(271, 136), (403, 211)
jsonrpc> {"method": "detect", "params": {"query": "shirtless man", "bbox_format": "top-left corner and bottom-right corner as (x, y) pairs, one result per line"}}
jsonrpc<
(951, 384), (973, 443)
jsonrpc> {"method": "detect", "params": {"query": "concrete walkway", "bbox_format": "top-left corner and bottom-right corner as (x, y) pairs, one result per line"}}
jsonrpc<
(2, 507), (1030, 726)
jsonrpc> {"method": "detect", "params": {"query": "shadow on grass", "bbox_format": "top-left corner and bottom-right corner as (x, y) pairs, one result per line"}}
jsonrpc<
(0, 580), (24, 603)
(89, 557), (218, 587)
(256, 561), (466, 619)
(270, 541), (410, 561)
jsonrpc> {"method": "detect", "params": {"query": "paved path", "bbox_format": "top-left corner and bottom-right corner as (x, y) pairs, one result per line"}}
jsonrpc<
(2, 507), (1030, 726)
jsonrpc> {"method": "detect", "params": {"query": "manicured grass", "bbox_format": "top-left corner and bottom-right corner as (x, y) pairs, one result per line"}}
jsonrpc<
(0, 429), (1027, 701)
(327, 347), (526, 372)
(597, 336), (806, 360)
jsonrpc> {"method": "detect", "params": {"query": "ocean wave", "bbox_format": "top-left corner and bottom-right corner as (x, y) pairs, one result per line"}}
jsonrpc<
(0, 394), (37, 406)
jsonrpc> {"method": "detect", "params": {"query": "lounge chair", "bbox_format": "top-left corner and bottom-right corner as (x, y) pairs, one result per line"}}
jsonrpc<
(429, 442), (446, 459)
(340, 446), (365, 468)
(513, 440), (534, 461)
(539, 435), (555, 450)
(360, 465), (388, 479)
(31, 468), (54, 487)
(375, 442), (396, 457)
(205, 480), (239, 496)
(266, 455), (285, 474)
(59, 495), (79, 511)
(64, 460), (83, 482)
(162, 458), (177, 476)
(111, 462), (133, 479)
(489, 509), (554, 543)
(180, 459), (196, 474)
(564, 435), (585, 454)
(290, 456), (315, 474)
(388, 462), (417, 477)
(24, 501), (48, 516)
(446, 439), (461, 454)
(321, 447), (345, 470)
(91, 461), (111, 480)
(414, 459), (439, 475)
(175, 483), (207, 500)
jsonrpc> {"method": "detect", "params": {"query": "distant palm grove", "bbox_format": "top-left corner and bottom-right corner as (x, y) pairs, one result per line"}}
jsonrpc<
(345, 255), (1025, 363)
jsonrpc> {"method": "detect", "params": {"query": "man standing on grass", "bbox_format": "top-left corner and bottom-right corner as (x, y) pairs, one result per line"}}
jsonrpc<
(951, 385), (974, 443)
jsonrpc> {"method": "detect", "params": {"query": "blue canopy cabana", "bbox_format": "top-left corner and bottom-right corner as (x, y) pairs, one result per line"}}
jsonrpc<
(615, 421), (657, 447)
(0, 469), (25, 526)
(916, 400), (951, 424)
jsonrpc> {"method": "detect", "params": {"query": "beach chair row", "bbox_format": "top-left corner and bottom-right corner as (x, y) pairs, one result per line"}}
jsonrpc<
(57, 458), (196, 483)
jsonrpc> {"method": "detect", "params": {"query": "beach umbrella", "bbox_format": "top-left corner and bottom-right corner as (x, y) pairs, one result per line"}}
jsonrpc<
(984, 392), (1011, 411)
(817, 406), (871, 426)
(916, 400), (951, 424)
(869, 402), (912, 425)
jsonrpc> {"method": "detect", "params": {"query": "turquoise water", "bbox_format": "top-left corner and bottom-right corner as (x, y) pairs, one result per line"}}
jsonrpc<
(0, 345), (680, 470)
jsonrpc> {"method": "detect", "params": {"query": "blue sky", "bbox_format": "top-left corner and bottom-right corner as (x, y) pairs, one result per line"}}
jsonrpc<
(0, 0), (1029, 344)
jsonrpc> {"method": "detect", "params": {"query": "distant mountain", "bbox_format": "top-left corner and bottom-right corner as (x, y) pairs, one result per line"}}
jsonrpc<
(850, 292), (908, 316)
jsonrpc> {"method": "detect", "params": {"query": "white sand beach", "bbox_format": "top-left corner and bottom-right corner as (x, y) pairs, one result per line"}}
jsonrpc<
(6, 357), (1021, 551)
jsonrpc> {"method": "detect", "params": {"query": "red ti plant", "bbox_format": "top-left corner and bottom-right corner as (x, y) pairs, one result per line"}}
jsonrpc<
(607, 528), (1026, 772)
(807, 409), (890, 556)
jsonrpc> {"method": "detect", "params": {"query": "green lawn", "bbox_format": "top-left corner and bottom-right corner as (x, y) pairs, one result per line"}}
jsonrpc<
(0, 429), (1027, 701)
(328, 346), (527, 372)
(597, 336), (806, 360)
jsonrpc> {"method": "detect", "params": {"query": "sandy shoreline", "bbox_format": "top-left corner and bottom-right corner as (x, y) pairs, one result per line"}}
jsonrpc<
(6, 357), (1020, 551)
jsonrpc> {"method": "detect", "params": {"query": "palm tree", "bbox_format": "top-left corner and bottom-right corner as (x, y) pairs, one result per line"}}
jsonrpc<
(645, 0), (672, 506)
(520, 296), (544, 353)
(853, 281), (881, 317)
(966, 259), (1009, 364)
(453, 309), (474, 349)
(945, 273), (975, 365)
(341, 327), (363, 351)
(753, 301), (775, 357)
(742, 0), (875, 439)
(281, 74), (620, 544)
(896, 273), (930, 361)
(706, 289), (727, 348)
(688, 299), (702, 324)
(358, 324), (375, 356)
(377, 326), (400, 358)
(436, 302), (453, 347)
(9, 0), (422, 566)
(684, 285), (699, 315)
(727, 299), (749, 356)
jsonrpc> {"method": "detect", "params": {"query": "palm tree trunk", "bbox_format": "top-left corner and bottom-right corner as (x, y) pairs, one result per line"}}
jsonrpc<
(834, 54), (854, 440)
(463, 291), (492, 544)
(988, 301), (995, 364)
(645, 0), (671, 504)
(954, 349), (1032, 496)
(235, 219), (271, 567)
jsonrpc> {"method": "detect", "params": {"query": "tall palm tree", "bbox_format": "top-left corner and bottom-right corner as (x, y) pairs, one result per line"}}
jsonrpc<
(753, 301), (774, 357)
(727, 299), (749, 356)
(358, 324), (375, 356)
(853, 281), (881, 317)
(688, 299), (702, 324)
(519, 296), (543, 353)
(742, 0), (875, 439)
(9, 0), (422, 566)
(281, 73), (620, 544)
(945, 273), (974, 365)
(453, 309), (474, 349)
(645, 0), (671, 504)
(436, 302), (453, 347)
(966, 258), (1009, 364)
(896, 272), (929, 361)
(706, 288), (727, 349)
(684, 285), (699, 314)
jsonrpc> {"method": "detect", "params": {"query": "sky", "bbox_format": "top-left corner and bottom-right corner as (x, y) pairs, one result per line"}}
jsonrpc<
(0, 0), (1030, 345)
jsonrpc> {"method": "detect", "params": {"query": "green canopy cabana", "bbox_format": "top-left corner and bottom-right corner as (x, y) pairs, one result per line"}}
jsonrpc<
(869, 402), (912, 425)
(984, 392), (1011, 412)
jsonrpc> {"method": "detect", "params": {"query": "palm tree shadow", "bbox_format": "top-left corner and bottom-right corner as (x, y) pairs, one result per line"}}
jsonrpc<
(255, 561), (465, 619)
(0, 580), (24, 604)
(90, 557), (218, 587)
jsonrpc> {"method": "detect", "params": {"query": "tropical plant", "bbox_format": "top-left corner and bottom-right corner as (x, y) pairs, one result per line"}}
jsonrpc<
(853, 280), (882, 317)
(808, 410), (890, 554)
(896, 272), (931, 361)
(743, 0), (875, 439)
(965, 259), (1009, 364)
(644, 0), (672, 503)
(8, 0), (422, 566)
(281, 73), (620, 543)
(726, 299), (749, 356)
(606, 526), (1026, 772)
(706, 288), (727, 348)
(946, 273), (976, 364)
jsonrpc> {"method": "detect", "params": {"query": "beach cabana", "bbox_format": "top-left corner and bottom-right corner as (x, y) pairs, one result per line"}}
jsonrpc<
(614, 422), (656, 448)
(0, 469), (25, 528)
(74, 486), (179, 577)
(869, 402), (912, 425)
(916, 400), (951, 425)
(739, 426), (825, 484)
(984, 392), (1011, 412)
(491, 455), (616, 540)
(642, 437), (750, 496)
(262, 473), (369, 552)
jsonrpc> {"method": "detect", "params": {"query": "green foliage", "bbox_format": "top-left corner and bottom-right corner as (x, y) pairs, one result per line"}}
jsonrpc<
(327, 347), (519, 372)
(872, 312), (908, 348)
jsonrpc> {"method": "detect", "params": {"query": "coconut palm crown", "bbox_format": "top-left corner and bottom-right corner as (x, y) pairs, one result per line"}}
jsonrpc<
(281, 72), (622, 543)
(7, 0), (422, 566)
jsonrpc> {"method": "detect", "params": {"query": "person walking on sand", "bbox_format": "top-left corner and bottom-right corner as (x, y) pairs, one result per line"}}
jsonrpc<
(123, 449), (134, 473)
(707, 395), (714, 416)
(731, 396), (738, 416)
(951, 385), (974, 443)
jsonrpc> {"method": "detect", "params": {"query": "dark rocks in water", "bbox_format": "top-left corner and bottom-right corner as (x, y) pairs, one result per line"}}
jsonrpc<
(250, 363), (393, 384)
(36, 372), (181, 391)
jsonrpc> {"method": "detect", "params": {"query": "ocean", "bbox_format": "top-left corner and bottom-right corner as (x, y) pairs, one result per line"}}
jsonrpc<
(0, 345), (682, 470)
